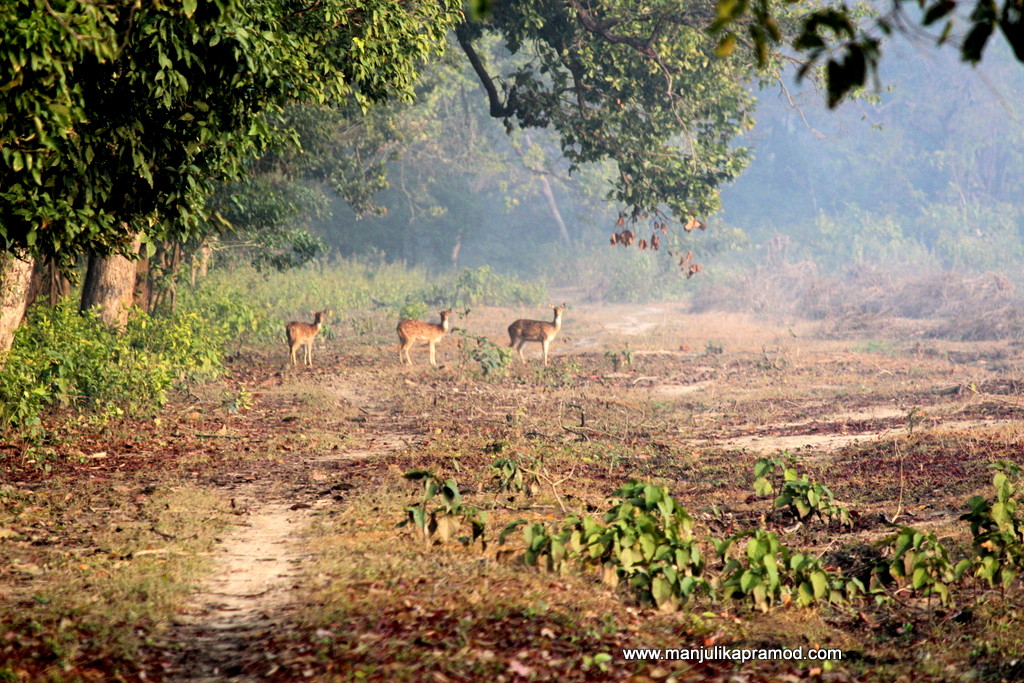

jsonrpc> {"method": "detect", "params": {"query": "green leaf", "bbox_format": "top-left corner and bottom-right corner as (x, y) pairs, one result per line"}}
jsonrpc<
(715, 33), (737, 57)
(810, 571), (828, 598)
(652, 575), (674, 608)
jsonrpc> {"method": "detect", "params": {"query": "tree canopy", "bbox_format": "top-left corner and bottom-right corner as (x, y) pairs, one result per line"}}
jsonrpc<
(455, 0), (762, 229)
(712, 0), (1024, 107)
(0, 0), (461, 269)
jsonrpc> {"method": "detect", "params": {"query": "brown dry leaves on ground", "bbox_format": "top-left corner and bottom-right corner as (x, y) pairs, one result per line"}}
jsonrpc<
(3, 304), (1024, 681)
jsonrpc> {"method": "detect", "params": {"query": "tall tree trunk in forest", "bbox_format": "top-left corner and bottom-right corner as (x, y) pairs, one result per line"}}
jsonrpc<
(31, 258), (72, 306)
(26, 257), (72, 309)
(189, 241), (212, 286)
(80, 234), (142, 330)
(134, 254), (152, 314)
(0, 253), (35, 356)
(538, 175), (571, 246)
(521, 134), (571, 246)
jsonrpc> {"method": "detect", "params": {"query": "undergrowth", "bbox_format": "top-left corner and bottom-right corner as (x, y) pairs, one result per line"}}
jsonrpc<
(0, 298), (236, 438)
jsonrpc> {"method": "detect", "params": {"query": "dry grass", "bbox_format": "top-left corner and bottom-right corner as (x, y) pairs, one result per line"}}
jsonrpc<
(6, 299), (1024, 680)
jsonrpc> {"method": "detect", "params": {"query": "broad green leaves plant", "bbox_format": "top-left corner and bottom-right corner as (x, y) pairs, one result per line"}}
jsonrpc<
(879, 527), (965, 605)
(398, 470), (486, 547)
(961, 461), (1024, 589)
(716, 530), (862, 611)
(460, 331), (513, 379)
(753, 457), (853, 527)
(502, 482), (709, 612)
(490, 455), (539, 496)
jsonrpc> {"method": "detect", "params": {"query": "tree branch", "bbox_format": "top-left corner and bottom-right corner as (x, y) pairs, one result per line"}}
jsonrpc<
(454, 23), (515, 118)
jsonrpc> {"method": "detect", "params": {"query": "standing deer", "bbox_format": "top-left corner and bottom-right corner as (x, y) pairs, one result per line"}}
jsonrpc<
(286, 309), (329, 367)
(508, 304), (565, 366)
(397, 309), (452, 367)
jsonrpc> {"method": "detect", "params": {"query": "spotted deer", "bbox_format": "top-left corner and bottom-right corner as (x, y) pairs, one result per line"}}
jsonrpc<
(397, 309), (452, 367)
(285, 309), (329, 367)
(508, 304), (565, 366)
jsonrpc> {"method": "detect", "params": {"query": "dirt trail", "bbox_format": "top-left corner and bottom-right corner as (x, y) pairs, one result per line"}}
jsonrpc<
(167, 498), (314, 682)
(163, 373), (414, 681)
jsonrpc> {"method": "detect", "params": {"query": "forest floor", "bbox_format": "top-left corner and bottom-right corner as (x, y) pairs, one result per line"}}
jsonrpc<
(3, 301), (1024, 681)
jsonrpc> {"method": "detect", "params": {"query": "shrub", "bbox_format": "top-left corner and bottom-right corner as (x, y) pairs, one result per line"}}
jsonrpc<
(715, 530), (861, 611)
(502, 482), (709, 612)
(961, 462), (1024, 589)
(0, 298), (234, 435)
(753, 457), (852, 527)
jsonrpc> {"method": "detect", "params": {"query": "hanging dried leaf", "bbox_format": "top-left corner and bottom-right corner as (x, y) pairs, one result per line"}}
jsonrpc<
(610, 235), (618, 246)
(660, 223), (668, 235)
(651, 234), (660, 250)
(622, 230), (635, 246)
(616, 216), (625, 227)
(639, 238), (648, 250)
(687, 263), (703, 279)
(684, 216), (700, 232)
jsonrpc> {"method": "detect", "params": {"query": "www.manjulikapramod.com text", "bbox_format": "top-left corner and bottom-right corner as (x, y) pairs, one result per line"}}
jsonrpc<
(620, 646), (843, 663)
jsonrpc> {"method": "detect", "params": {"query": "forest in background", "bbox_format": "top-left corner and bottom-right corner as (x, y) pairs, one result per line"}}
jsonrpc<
(246, 33), (1024, 311)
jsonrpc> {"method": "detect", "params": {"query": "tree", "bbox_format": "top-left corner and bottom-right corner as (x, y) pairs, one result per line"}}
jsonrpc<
(455, 0), (760, 234)
(0, 0), (461, 342)
(0, 254), (33, 354)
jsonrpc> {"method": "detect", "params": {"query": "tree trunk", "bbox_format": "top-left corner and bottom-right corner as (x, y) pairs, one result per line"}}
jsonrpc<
(190, 241), (213, 286)
(538, 175), (571, 245)
(80, 235), (142, 330)
(0, 252), (35, 356)
(45, 259), (72, 305)
(134, 254), (152, 314)
(521, 133), (571, 245)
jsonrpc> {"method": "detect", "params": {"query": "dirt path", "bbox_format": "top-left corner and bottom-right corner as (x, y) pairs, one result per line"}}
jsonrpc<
(162, 372), (418, 681)
(167, 497), (315, 682)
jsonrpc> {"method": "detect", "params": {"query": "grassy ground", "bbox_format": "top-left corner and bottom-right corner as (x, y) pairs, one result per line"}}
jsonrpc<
(3, 301), (1024, 681)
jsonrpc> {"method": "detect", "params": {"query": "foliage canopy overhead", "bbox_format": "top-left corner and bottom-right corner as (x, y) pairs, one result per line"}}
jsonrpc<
(0, 0), (461, 267)
(455, 0), (762, 228)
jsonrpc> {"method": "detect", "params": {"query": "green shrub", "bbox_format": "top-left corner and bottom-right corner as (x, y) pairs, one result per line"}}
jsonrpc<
(961, 462), (1024, 589)
(453, 266), (545, 307)
(877, 526), (965, 606)
(502, 481), (709, 612)
(0, 298), (233, 435)
(460, 331), (513, 378)
(753, 457), (852, 527)
(715, 530), (861, 611)
(397, 470), (486, 547)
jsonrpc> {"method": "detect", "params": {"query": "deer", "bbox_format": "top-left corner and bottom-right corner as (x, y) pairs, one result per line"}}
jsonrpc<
(397, 309), (452, 367)
(285, 309), (329, 367)
(508, 304), (565, 366)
